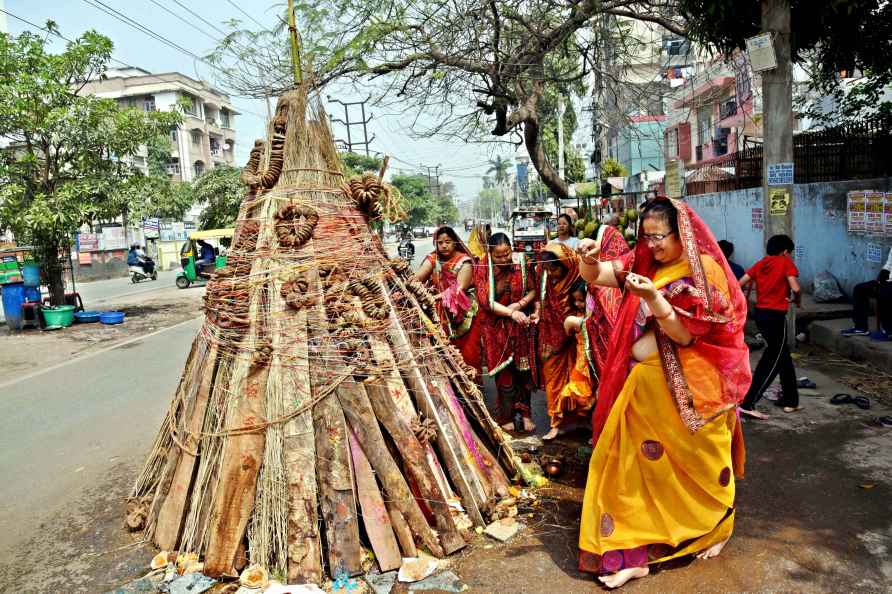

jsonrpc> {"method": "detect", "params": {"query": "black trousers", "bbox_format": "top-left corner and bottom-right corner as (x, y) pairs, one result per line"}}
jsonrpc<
(852, 280), (892, 332)
(742, 308), (799, 409)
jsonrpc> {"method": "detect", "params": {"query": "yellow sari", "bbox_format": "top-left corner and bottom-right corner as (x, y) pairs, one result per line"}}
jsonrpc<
(579, 255), (741, 572)
(550, 328), (595, 423)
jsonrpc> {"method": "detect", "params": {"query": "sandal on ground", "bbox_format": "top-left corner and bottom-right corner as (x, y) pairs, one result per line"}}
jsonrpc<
(853, 396), (871, 410)
(830, 393), (854, 405)
(797, 377), (817, 389)
(783, 406), (802, 413)
(872, 416), (892, 428)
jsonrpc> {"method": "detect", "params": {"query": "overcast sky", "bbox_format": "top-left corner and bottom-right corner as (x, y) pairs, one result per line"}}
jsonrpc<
(2, 0), (537, 199)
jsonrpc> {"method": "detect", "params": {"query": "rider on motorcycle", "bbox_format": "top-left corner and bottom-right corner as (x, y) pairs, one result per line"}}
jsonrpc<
(128, 243), (155, 275)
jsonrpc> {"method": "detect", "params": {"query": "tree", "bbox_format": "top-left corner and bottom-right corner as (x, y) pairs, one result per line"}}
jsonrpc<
(680, 0), (892, 122)
(193, 165), (246, 230)
(600, 158), (629, 178)
(390, 173), (434, 227)
(0, 29), (182, 303)
(207, 1), (684, 201)
(475, 188), (502, 222)
(340, 151), (383, 176)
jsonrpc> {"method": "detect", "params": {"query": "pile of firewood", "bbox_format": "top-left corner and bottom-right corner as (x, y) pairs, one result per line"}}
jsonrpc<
(127, 85), (521, 584)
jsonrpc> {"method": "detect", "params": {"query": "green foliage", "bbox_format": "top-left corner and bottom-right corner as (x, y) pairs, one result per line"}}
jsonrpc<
(486, 156), (512, 186)
(680, 0), (892, 123)
(340, 151), (383, 177)
(0, 29), (182, 300)
(193, 165), (246, 230)
(390, 173), (458, 226)
(600, 158), (629, 179)
(474, 187), (502, 221)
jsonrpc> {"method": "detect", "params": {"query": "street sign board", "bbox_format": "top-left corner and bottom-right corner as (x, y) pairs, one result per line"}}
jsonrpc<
(745, 33), (777, 72)
(767, 162), (794, 186)
(143, 217), (160, 239)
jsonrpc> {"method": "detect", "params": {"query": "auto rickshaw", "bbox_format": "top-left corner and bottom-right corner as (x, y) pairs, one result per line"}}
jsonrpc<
(510, 206), (553, 254)
(175, 228), (234, 289)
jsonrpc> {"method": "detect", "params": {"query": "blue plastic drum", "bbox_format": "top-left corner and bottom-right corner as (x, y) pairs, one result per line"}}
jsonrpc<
(1, 282), (25, 330)
(21, 262), (40, 287)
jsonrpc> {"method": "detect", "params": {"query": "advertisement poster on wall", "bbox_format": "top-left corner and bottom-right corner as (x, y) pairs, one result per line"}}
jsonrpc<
(101, 226), (127, 250)
(865, 192), (885, 235)
(77, 233), (99, 252)
(847, 191), (867, 233)
(885, 193), (892, 236)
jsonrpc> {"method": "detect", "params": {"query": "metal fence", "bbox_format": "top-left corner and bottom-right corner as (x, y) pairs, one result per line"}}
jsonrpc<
(685, 115), (892, 196)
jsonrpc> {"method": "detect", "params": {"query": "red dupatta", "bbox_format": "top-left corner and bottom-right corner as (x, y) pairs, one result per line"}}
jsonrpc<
(583, 225), (630, 378)
(592, 198), (751, 439)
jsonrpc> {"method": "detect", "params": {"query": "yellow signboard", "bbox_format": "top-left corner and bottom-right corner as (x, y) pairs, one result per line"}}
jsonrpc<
(768, 188), (790, 216)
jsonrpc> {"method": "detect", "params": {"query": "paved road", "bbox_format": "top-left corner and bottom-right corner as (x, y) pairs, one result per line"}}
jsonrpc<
(0, 316), (201, 556)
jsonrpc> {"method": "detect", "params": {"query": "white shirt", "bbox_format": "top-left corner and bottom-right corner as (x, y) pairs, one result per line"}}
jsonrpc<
(553, 236), (579, 250)
(884, 248), (892, 274)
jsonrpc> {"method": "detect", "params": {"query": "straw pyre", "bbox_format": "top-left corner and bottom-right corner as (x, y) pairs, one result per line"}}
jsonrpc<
(126, 83), (521, 583)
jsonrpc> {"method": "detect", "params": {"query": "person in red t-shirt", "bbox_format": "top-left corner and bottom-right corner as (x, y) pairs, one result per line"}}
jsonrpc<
(738, 234), (802, 418)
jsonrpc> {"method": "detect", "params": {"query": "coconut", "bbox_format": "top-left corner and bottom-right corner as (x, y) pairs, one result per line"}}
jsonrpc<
(617, 214), (628, 227)
(626, 208), (638, 221)
(577, 230), (585, 240)
(584, 222), (596, 237)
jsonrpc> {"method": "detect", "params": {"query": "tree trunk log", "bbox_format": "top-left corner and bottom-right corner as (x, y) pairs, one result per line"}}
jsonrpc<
(524, 114), (569, 199)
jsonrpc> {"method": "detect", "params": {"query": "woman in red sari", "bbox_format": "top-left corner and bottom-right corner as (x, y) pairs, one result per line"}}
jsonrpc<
(415, 226), (483, 380)
(576, 198), (751, 588)
(537, 242), (581, 441)
(475, 233), (538, 432)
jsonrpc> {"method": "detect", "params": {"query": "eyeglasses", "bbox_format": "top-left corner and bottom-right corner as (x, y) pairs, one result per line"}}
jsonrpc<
(642, 231), (674, 244)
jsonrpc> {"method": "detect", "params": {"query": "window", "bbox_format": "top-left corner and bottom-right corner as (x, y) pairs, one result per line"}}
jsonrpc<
(167, 159), (180, 175)
(697, 106), (712, 146)
(182, 94), (197, 116)
(170, 128), (178, 143)
(143, 95), (156, 112)
(194, 161), (205, 177)
(191, 130), (202, 146)
(665, 128), (679, 158)
(209, 138), (220, 156)
(221, 109), (230, 128)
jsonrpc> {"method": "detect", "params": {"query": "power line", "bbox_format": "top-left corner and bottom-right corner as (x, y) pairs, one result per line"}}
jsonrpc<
(0, 7), (269, 123)
(224, 0), (268, 30)
(168, 0), (232, 40)
(145, 0), (220, 44)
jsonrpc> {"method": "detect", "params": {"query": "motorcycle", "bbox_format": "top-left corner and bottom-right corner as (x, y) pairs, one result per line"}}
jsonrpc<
(129, 258), (158, 283)
(397, 236), (415, 260)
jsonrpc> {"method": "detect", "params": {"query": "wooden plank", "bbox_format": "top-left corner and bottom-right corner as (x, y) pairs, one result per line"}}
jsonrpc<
(364, 379), (466, 554)
(385, 503), (417, 558)
(337, 382), (445, 558)
(348, 430), (402, 572)
(313, 388), (363, 577)
(155, 342), (219, 550)
(283, 308), (324, 583)
(204, 361), (269, 576)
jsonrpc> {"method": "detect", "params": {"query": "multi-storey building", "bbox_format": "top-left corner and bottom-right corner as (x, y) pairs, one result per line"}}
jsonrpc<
(81, 66), (239, 182)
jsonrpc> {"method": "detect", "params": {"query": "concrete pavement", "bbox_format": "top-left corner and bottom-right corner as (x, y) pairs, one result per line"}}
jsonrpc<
(0, 315), (201, 558)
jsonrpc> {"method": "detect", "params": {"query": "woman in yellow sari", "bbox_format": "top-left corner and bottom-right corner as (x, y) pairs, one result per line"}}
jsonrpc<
(576, 198), (751, 588)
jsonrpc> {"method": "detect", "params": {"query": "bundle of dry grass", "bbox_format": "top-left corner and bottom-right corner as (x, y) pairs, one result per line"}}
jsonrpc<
(127, 83), (522, 583)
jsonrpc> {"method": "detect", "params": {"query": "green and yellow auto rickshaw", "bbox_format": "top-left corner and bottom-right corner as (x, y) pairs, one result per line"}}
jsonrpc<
(175, 228), (234, 289)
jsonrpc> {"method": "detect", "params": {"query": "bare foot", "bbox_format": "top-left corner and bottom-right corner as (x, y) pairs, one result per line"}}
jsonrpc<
(740, 408), (768, 420)
(523, 417), (536, 432)
(501, 421), (514, 431)
(696, 538), (729, 560)
(542, 427), (561, 441)
(598, 566), (649, 588)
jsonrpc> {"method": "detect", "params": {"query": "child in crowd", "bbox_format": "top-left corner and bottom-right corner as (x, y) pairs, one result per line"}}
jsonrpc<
(738, 234), (802, 418)
(545, 280), (596, 440)
(718, 239), (746, 280)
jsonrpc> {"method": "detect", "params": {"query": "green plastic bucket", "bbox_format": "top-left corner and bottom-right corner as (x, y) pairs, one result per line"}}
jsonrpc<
(43, 305), (75, 328)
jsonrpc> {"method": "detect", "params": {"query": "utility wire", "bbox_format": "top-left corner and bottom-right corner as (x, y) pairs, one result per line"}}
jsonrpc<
(224, 0), (268, 30)
(0, 7), (269, 122)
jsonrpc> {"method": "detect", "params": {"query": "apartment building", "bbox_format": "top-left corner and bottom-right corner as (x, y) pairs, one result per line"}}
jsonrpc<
(81, 66), (239, 182)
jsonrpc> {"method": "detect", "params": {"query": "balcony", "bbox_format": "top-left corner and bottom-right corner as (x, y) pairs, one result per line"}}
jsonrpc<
(166, 163), (181, 175)
(695, 145), (703, 162)
(719, 99), (738, 122)
(210, 146), (222, 157)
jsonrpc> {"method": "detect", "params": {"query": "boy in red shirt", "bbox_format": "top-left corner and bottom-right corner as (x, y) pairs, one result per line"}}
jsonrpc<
(738, 234), (802, 418)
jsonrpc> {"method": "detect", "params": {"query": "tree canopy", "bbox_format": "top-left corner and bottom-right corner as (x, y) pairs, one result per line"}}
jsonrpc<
(0, 28), (182, 301)
(194, 165), (246, 230)
(340, 151), (383, 176)
(390, 173), (458, 227)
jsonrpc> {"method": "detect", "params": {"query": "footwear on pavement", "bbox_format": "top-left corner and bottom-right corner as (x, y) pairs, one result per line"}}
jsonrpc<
(840, 327), (869, 337)
(869, 330), (890, 342)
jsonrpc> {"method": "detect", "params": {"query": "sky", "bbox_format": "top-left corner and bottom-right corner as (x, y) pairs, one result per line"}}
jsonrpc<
(2, 0), (534, 200)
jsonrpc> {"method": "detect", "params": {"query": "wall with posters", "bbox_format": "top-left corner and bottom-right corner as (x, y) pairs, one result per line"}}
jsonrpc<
(687, 177), (892, 295)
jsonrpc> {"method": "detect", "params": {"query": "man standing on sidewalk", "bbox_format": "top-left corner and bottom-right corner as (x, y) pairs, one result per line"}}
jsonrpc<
(841, 247), (892, 342)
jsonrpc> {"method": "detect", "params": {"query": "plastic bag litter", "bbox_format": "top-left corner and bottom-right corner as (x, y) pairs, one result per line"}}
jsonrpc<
(159, 573), (216, 594)
(813, 271), (844, 303)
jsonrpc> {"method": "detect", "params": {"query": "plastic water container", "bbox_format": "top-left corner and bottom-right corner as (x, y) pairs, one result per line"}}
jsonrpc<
(21, 262), (40, 287)
(23, 286), (41, 303)
(1, 282), (25, 330)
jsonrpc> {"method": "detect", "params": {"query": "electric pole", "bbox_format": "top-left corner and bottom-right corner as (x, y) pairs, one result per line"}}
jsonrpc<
(327, 96), (376, 155)
(761, 0), (794, 240)
(557, 98), (566, 182)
